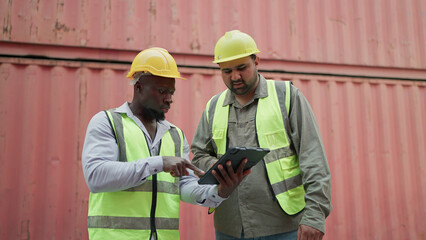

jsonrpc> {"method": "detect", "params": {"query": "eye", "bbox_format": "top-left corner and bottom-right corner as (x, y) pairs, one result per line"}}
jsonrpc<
(222, 69), (232, 74)
(237, 65), (247, 71)
(158, 88), (175, 95)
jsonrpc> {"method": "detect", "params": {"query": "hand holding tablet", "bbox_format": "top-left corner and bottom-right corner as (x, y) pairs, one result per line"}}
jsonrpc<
(198, 147), (270, 185)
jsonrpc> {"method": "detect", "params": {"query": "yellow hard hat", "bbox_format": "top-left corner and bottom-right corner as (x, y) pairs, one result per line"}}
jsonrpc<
(126, 47), (185, 80)
(213, 30), (260, 63)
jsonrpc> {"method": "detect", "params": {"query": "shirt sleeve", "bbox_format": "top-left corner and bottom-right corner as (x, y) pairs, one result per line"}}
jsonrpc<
(180, 174), (226, 207)
(190, 109), (219, 171)
(82, 111), (163, 193)
(288, 84), (332, 233)
(181, 135), (226, 207)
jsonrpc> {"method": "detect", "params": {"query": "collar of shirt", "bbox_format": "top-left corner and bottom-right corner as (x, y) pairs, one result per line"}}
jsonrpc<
(113, 102), (175, 154)
(222, 74), (269, 108)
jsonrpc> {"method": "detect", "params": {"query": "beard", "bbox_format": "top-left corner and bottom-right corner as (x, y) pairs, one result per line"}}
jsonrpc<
(229, 80), (250, 95)
(228, 72), (259, 96)
(143, 106), (165, 121)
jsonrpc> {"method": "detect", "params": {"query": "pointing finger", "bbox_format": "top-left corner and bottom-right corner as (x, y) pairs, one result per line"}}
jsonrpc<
(185, 162), (205, 176)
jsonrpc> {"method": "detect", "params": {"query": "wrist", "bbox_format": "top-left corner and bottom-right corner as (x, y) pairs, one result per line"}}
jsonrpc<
(213, 185), (229, 200)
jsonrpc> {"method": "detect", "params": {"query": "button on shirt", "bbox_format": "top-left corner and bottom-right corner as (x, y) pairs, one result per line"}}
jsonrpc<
(82, 102), (225, 208)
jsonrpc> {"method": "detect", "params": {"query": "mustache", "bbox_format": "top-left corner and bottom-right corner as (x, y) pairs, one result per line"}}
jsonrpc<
(231, 80), (244, 84)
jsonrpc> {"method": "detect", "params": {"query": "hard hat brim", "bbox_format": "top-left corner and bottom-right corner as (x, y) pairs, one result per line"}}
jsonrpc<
(126, 70), (186, 80)
(213, 50), (260, 64)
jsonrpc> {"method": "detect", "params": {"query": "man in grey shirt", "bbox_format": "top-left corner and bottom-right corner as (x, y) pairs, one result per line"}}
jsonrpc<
(191, 31), (332, 240)
(82, 47), (248, 240)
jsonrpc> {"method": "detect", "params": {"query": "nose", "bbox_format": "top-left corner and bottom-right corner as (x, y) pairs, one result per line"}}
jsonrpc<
(230, 70), (241, 81)
(164, 92), (173, 104)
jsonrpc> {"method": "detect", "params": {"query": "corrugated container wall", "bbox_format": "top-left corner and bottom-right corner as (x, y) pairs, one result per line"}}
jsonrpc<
(0, 1), (425, 240)
(2, 0), (426, 71)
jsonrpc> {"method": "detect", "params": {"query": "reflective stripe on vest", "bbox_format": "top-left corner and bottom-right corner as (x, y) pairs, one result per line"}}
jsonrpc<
(206, 80), (306, 215)
(87, 111), (182, 240)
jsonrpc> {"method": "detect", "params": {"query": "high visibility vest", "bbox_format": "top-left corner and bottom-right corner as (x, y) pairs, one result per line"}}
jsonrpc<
(205, 80), (306, 215)
(87, 110), (183, 240)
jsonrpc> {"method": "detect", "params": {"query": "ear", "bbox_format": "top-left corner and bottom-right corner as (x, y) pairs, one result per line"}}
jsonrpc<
(254, 56), (260, 66)
(135, 81), (143, 93)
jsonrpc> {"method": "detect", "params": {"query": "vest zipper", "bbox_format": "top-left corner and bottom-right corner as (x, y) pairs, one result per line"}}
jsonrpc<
(149, 138), (159, 239)
(150, 173), (158, 239)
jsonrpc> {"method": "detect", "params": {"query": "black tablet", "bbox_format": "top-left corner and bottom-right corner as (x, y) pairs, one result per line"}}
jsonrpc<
(198, 146), (270, 185)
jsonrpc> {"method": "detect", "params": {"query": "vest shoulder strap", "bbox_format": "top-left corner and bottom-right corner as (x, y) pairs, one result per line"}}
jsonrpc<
(272, 80), (291, 116)
(105, 109), (128, 162)
(104, 110), (117, 143)
(270, 80), (294, 150)
(206, 92), (223, 125)
(167, 126), (184, 158)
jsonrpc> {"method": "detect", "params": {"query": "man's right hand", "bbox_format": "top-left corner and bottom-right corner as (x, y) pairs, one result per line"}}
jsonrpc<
(162, 156), (205, 177)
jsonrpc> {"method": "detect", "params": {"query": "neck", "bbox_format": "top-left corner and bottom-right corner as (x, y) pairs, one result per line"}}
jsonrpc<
(234, 93), (254, 106)
(129, 102), (155, 124)
(129, 102), (157, 139)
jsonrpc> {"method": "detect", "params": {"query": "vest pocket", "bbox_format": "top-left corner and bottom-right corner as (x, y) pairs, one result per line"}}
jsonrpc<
(212, 129), (227, 154)
(279, 155), (300, 176)
(279, 155), (302, 196)
(288, 185), (305, 199)
(260, 129), (288, 150)
(212, 129), (225, 141)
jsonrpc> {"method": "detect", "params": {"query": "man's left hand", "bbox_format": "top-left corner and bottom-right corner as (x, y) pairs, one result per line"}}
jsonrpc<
(297, 225), (324, 240)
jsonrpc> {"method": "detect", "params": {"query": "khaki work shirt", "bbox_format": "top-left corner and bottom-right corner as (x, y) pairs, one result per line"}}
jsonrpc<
(191, 75), (332, 238)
